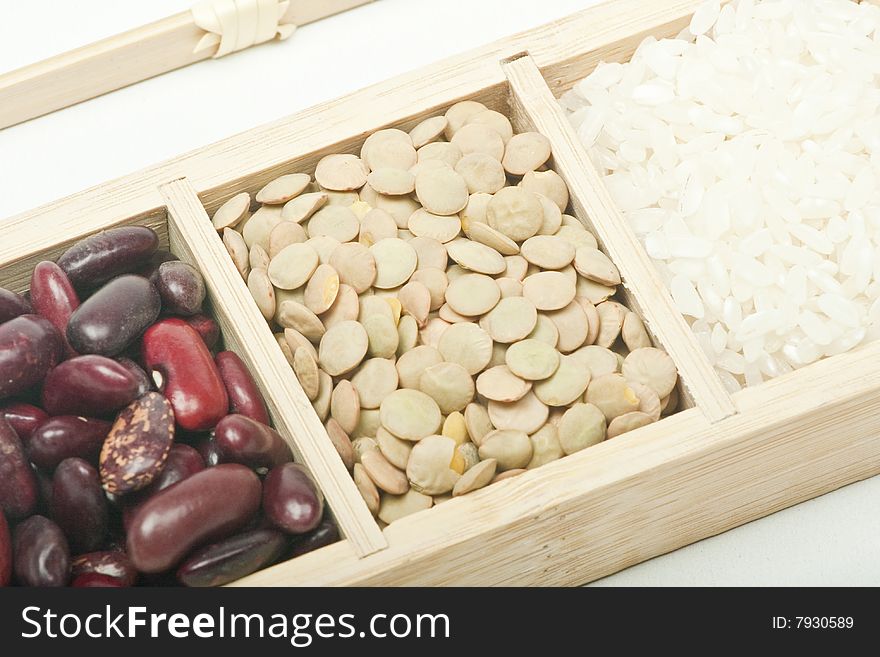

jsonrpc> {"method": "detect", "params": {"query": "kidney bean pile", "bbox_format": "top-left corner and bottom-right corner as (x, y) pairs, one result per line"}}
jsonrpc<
(0, 226), (336, 588)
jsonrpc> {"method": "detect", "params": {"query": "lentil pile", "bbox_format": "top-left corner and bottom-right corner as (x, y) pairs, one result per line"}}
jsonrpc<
(217, 101), (681, 524)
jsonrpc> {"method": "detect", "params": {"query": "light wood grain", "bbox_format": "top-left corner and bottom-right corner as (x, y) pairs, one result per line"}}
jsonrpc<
(0, 0), (376, 130)
(160, 177), (386, 558)
(234, 336), (880, 586)
(503, 54), (735, 423)
(0, 0), (706, 270)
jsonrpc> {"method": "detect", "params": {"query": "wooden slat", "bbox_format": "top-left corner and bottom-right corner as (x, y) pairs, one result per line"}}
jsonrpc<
(160, 177), (387, 558)
(0, 0), (707, 270)
(0, 0), (377, 130)
(500, 61), (694, 411)
(502, 54), (735, 423)
(232, 337), (880, 586)
(538, 4), (695, 97)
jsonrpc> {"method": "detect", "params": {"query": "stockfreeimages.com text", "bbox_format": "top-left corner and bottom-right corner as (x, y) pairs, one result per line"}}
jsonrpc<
(21, 606), (450, 646)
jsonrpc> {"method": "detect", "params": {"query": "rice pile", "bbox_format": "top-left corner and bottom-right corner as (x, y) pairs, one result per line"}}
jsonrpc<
(561, 0), (880, 391)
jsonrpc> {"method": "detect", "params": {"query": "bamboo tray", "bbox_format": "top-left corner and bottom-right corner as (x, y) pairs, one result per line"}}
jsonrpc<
(3, 0), (880, 587)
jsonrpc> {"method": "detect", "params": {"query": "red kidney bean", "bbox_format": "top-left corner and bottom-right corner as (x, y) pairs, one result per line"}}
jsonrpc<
(51, 458), (108, 553)
(0, 510), (11, 586)
(0, 417), (39, 519)
(126, 463), (261, 573)
(100, 392), (175, 495)
(155, 262), (206, 316)
(263, 463), (324, 535)
(67, 275), (161, 356)
(137, 249), (178, 280)
(176, 528), (286, 587)
(13, 515), (70, 587)
(27, 416), (111, 471)
(289, 517), (340, 559)
(215, 414), (291, 471)
(30, 261), (80, 358)
(143, 318), (229, 431)
(0, 401), (48, 441)
(0, 314), (61, 399)
(184, 314), (220, 350)
(122, 444), (205, 530)
(71, 573), (126, 587)
(42, 355), (141, 417)
(116, 357), (152, 396)
(71, 550), (137, 587)
(215, 351), (270, 424)
(0, 287), (32, 324)
(57, 226), (159, 291)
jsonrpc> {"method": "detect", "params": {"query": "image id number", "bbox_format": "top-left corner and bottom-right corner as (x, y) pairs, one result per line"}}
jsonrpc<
(772, 617), (854, 629)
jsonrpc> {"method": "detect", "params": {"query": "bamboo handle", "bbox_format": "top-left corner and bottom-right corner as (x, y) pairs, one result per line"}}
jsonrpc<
(0, 0), (375, 131)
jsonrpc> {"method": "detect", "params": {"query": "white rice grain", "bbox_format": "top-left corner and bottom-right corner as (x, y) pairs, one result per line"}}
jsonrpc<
(562, 0), (880, 388)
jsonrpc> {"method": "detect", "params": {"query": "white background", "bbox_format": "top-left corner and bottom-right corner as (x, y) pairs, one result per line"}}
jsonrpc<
(2, 0), (879, 586)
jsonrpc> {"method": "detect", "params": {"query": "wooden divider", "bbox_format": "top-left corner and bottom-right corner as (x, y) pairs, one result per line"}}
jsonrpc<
(160, 177), (387, 558)
(502, 54), (735, 423)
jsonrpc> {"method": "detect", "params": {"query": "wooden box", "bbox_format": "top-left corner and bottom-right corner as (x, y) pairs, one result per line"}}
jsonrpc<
(3, 0), (879, 586)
